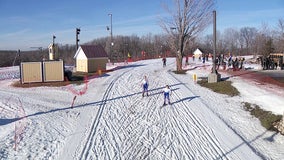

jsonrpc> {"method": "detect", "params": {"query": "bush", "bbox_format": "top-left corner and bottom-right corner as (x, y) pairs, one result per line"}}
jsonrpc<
(197, 78), (239, 97)
(173, 70), (187, 74)
(242, 102), (282, 131)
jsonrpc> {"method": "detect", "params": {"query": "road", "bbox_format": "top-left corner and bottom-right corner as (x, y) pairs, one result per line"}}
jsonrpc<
(256, 70), (284, 83)
(226, 69), (284, 88)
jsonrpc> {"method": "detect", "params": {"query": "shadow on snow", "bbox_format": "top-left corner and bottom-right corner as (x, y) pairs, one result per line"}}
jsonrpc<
(109, 64), (146, 71)
(0, 82), (182, 125)
(170, 96), (200, 105)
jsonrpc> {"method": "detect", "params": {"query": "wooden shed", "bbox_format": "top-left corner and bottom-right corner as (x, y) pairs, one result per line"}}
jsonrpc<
(43, 61), (64, 82)
(20, 60), (65, 84)
(74, 45), (108, 73)
(20, 62), (43, 84)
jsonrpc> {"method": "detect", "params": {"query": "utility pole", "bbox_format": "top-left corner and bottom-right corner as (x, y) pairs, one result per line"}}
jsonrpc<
(212, 10), (217, 74)
(108, 14), (113, 45)
(108, 13), (113, 62)
(76, 28), (80, 50)
(208, 10), (220, 83)
(52, 35), (56, 60)
(13, 49), (20, 66)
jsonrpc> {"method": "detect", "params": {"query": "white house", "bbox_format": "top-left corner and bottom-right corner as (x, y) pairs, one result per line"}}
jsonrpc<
(74, 45), (108, 73)
(193, 48), (203, 59)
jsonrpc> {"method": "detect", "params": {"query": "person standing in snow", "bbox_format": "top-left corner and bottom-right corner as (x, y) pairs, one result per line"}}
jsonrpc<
(162, 57), (167, 67)
(142, 75), (149, 97)
(163, 85), (171, 105)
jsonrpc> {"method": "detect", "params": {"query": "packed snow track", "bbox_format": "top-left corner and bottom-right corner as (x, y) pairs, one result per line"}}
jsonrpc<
(70, 59), (262, 160)
(1, 58), (276, 160)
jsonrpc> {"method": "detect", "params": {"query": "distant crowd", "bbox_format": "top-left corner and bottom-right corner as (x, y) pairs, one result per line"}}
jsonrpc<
(192, 54), (245, 71)
(191, 52), (284, 71)
(258, 55), (284, 70)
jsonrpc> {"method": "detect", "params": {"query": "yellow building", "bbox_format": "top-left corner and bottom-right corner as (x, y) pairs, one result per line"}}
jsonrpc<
(74, 45), (108, 73)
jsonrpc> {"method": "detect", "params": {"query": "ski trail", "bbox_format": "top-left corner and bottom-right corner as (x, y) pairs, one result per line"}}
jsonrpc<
(77, 66), (133, 160)
(168, 70), (265, 159)
(75, 59), (262, 159)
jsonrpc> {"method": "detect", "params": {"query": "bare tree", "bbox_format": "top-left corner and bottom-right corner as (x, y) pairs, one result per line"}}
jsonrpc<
(216, 31), (227, 55)
(277, 18), (284, 35)
(200, 34), (213, 53)
(223, 28), (240, 55)
(275, 18), (284, 52)
(160, 0), (215, 71)
(254, 23), (273, 56)
(254, 33), (269, 56)
(240, 27), (257, 55)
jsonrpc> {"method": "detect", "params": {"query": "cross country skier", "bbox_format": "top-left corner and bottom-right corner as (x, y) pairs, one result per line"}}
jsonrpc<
(162, 57), (167, 67)
(142, 76), (149, 97)
(163, 85), (171, 105)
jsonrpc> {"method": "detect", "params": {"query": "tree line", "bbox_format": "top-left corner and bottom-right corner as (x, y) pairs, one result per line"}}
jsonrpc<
(201, 20), (284, 57)
(0, 19), (283, 68)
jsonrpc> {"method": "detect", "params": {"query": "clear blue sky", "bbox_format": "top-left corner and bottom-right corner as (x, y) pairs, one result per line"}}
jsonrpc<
(0, 0), (283, 50)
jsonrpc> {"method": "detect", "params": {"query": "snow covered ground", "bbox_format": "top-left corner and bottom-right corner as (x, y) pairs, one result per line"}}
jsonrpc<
(0, 57), (284, 160)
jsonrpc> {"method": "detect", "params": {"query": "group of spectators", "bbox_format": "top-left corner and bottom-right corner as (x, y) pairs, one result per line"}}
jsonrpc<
(227, 56), (245, 71)
(258, 56), (283, 70)
(192, 54), (246, 71)
(191, 52), (284, 71)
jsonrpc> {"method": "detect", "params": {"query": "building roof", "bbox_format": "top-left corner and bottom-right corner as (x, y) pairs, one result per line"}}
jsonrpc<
(193, 48), (203, 55)
(77, 45), (108, 58)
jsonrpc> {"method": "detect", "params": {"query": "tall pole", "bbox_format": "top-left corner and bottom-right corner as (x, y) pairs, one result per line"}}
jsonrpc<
(208, 10), (220, 83)
(212, 10), (216, 74)
(76, 28), (80, 50)
(52, 35), (56, 60)
(108, 13), (113, 62)
(53, 35), (56, 45)
(109, 14), (113, 44)
(13, 49), (20, 66)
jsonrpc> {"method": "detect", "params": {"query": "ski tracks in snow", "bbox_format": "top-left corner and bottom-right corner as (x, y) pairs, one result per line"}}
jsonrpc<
(78, 66), (131, 159)
(76, 60), (262, 160)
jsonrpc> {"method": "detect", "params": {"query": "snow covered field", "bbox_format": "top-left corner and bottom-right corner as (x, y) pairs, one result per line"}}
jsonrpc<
(0, 58), (284, 159)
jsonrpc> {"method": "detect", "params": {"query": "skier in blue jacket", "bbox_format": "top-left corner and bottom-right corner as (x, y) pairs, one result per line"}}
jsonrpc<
(163, 85), (171, 105)
(142, 76), (149, 97)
